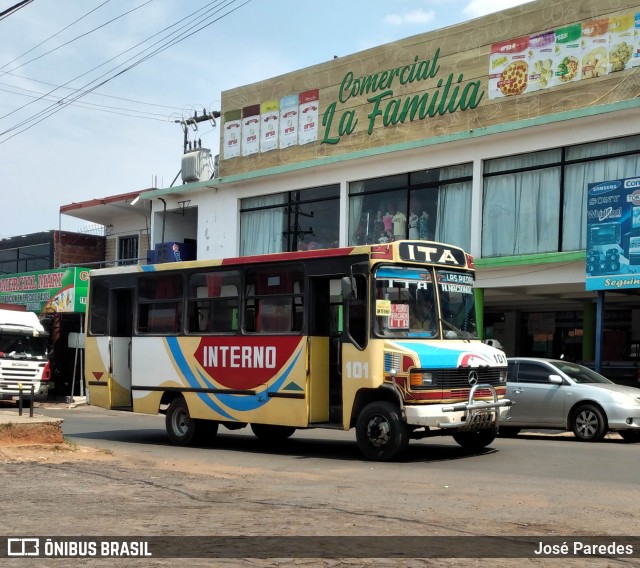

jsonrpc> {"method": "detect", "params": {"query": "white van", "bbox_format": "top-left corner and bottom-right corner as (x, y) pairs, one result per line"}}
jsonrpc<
(0, 309), (51, 403)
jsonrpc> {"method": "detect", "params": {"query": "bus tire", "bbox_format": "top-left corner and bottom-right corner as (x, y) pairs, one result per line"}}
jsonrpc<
(250, 423), (296, 443)
(355, 401), (409, 462)
(498, 426), (521, 438)
(195, 420), (219, 445)
(166, 398), (197, 446)
(452, 427), (498, 451)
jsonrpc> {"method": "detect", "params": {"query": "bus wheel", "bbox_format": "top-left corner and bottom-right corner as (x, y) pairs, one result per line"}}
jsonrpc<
(166, 398), (197, 445)
(195, 420), (219, 445)
(251, 423), (296, 442)
(356, 401), (409, 462)
(498, 426), (521, 438)
(452, 427), (498, 451)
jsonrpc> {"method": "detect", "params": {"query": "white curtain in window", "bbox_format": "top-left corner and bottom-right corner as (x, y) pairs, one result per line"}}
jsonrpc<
(348, 181), (365, 245)
(563, 144), (640, 251)
(240, 195), (284, 255)
(434, 181), (471, 249)
(482, 167), (561, 257)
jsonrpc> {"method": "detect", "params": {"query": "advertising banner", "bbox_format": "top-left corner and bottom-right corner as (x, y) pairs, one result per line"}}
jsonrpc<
(0, 267), (91, 314)
(586, 176), (640, 290)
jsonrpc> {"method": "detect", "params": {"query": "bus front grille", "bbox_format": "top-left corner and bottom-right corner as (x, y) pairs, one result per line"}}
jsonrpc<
(419, 368), (503, 389)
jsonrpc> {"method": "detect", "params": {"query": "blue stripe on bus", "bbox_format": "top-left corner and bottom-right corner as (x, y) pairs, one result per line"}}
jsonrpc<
(166, 337), (234, 419)
(166, 336), (302, 414)
(393, 342), (466, 368)
(376, 267), (426, 279)
(141, 265), (156, 272)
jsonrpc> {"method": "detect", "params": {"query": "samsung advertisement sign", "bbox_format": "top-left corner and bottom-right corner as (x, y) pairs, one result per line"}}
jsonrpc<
(586, 177), (640, 291)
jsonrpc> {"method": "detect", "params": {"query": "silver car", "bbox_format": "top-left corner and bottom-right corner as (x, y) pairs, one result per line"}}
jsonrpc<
(502, 358), (640, 442)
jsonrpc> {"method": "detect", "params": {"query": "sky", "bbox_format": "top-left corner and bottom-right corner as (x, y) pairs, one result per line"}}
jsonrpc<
(0, 0), (532, 238)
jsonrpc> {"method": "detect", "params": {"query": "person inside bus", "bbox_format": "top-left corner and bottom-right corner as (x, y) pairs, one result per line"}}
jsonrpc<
(410, 292), (436, 334)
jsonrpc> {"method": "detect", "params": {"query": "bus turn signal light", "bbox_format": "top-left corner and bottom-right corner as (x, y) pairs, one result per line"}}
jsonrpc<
(410, 371), (434, 388)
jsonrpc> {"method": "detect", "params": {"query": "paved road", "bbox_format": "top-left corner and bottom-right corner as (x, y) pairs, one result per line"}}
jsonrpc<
(3, 404), (636, 567)
(43, 405), (639, 485)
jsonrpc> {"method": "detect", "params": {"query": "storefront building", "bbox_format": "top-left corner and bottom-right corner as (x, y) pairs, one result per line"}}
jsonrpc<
(133, 0), (640, 368)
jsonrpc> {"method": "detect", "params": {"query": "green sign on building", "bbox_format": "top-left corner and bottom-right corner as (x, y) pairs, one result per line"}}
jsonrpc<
(0, 267), (91, 314)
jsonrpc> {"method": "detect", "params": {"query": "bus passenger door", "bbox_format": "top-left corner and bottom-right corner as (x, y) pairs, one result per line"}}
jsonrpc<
(109, 288), (133, 409)
(308, 277), (343, 424)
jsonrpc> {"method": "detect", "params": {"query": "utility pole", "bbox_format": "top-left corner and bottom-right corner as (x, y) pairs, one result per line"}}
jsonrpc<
(175, 109), (221, 153)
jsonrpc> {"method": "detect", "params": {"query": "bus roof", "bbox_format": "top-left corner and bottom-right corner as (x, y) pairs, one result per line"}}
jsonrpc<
(90, 240), (472, 277)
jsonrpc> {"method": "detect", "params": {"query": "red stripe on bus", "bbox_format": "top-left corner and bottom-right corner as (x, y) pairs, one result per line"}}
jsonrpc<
(220, 247), (357, 265)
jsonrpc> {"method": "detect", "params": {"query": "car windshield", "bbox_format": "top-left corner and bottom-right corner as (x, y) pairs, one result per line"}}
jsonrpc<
(550, 360), (613, 384)
(374, 266), (438, 338)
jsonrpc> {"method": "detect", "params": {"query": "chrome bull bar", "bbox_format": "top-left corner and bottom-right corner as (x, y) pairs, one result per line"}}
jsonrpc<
(438, 383), (512, 431)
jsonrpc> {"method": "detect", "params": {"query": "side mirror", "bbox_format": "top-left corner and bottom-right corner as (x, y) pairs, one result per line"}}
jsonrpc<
(341, 276), (357, 301)
(549, 374), (563, 385)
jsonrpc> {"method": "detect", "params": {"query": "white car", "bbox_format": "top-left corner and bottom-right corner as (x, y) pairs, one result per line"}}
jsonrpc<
(502, 358), (640, 442)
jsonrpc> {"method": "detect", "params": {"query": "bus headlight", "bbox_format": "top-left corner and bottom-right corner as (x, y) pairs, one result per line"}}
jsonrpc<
(499, 369), (508, 383)
(410, 372), (434, 388)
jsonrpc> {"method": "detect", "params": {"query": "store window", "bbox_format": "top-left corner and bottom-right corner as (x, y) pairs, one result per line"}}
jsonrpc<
(482, 150), (561, 257)
(240, 185), (339, 255)
(482, 134), (640, 257)
(348, 164), (472, 249)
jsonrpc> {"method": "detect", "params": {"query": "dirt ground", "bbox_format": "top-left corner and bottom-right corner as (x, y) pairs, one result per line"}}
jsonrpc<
(0, 421), (64, 446)
(1, 425), (636, 568)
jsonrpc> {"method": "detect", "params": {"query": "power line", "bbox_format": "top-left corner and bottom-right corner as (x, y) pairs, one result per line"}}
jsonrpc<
(0, 0), (34, 22)
(0, 0), (153, 77)
(0, 0), (227, 122)
(0, 0), (112, 71)
(0, 85), (171, 121)
(3, 70), (199, 110)
(0, 0), (251, 143)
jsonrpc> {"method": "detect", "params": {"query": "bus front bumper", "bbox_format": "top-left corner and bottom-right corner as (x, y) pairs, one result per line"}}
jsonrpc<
(404, 384), (512, 431)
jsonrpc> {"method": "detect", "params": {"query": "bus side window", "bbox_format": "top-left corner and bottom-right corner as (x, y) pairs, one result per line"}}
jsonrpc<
(137, 274), (183, 334)
(244, 299), (257, 332)
(348, 274), (368, 349)
(244, 265), (304, 334)
(187, 270), (240, 334)
(88, 281), (109, 335)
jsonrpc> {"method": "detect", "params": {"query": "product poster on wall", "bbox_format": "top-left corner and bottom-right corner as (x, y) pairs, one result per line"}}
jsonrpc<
(241, 104), (260, 157)
(586, 176), (640, 291)
(259, 100), (279, 153)
(279, 94), (299, 149)
(223, 110), (241, 159)
(297, 89), (319, 145)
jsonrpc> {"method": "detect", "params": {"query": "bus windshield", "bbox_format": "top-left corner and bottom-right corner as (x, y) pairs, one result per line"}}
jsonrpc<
(437, 269), (477, 339)
(374, 266), (478, 339)
(374, 266), (438, 338)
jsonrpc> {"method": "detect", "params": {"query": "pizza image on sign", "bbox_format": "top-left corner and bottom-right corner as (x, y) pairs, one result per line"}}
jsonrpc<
(498, 61), (529, 95)
(557, 55), (579, 82)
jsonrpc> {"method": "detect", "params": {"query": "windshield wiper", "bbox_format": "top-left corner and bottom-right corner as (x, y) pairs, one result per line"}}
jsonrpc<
(440, 318), (473, 339)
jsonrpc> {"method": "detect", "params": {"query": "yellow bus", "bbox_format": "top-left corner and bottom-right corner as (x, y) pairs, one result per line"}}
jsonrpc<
(85, 240), (511, 461)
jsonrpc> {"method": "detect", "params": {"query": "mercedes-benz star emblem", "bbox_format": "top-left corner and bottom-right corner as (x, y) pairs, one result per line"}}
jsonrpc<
(468, 371), (479, 386)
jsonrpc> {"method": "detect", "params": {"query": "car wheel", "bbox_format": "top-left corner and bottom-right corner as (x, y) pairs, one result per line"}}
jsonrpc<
(619, 430), (640, 443)
(250, 423), (296, 442)
(498, 426), (521, 438)
(453, 427), (498, 450)
(166, 398), (197, 445)
(355, 401), (409, 461)
(571, 404), (607, 442)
